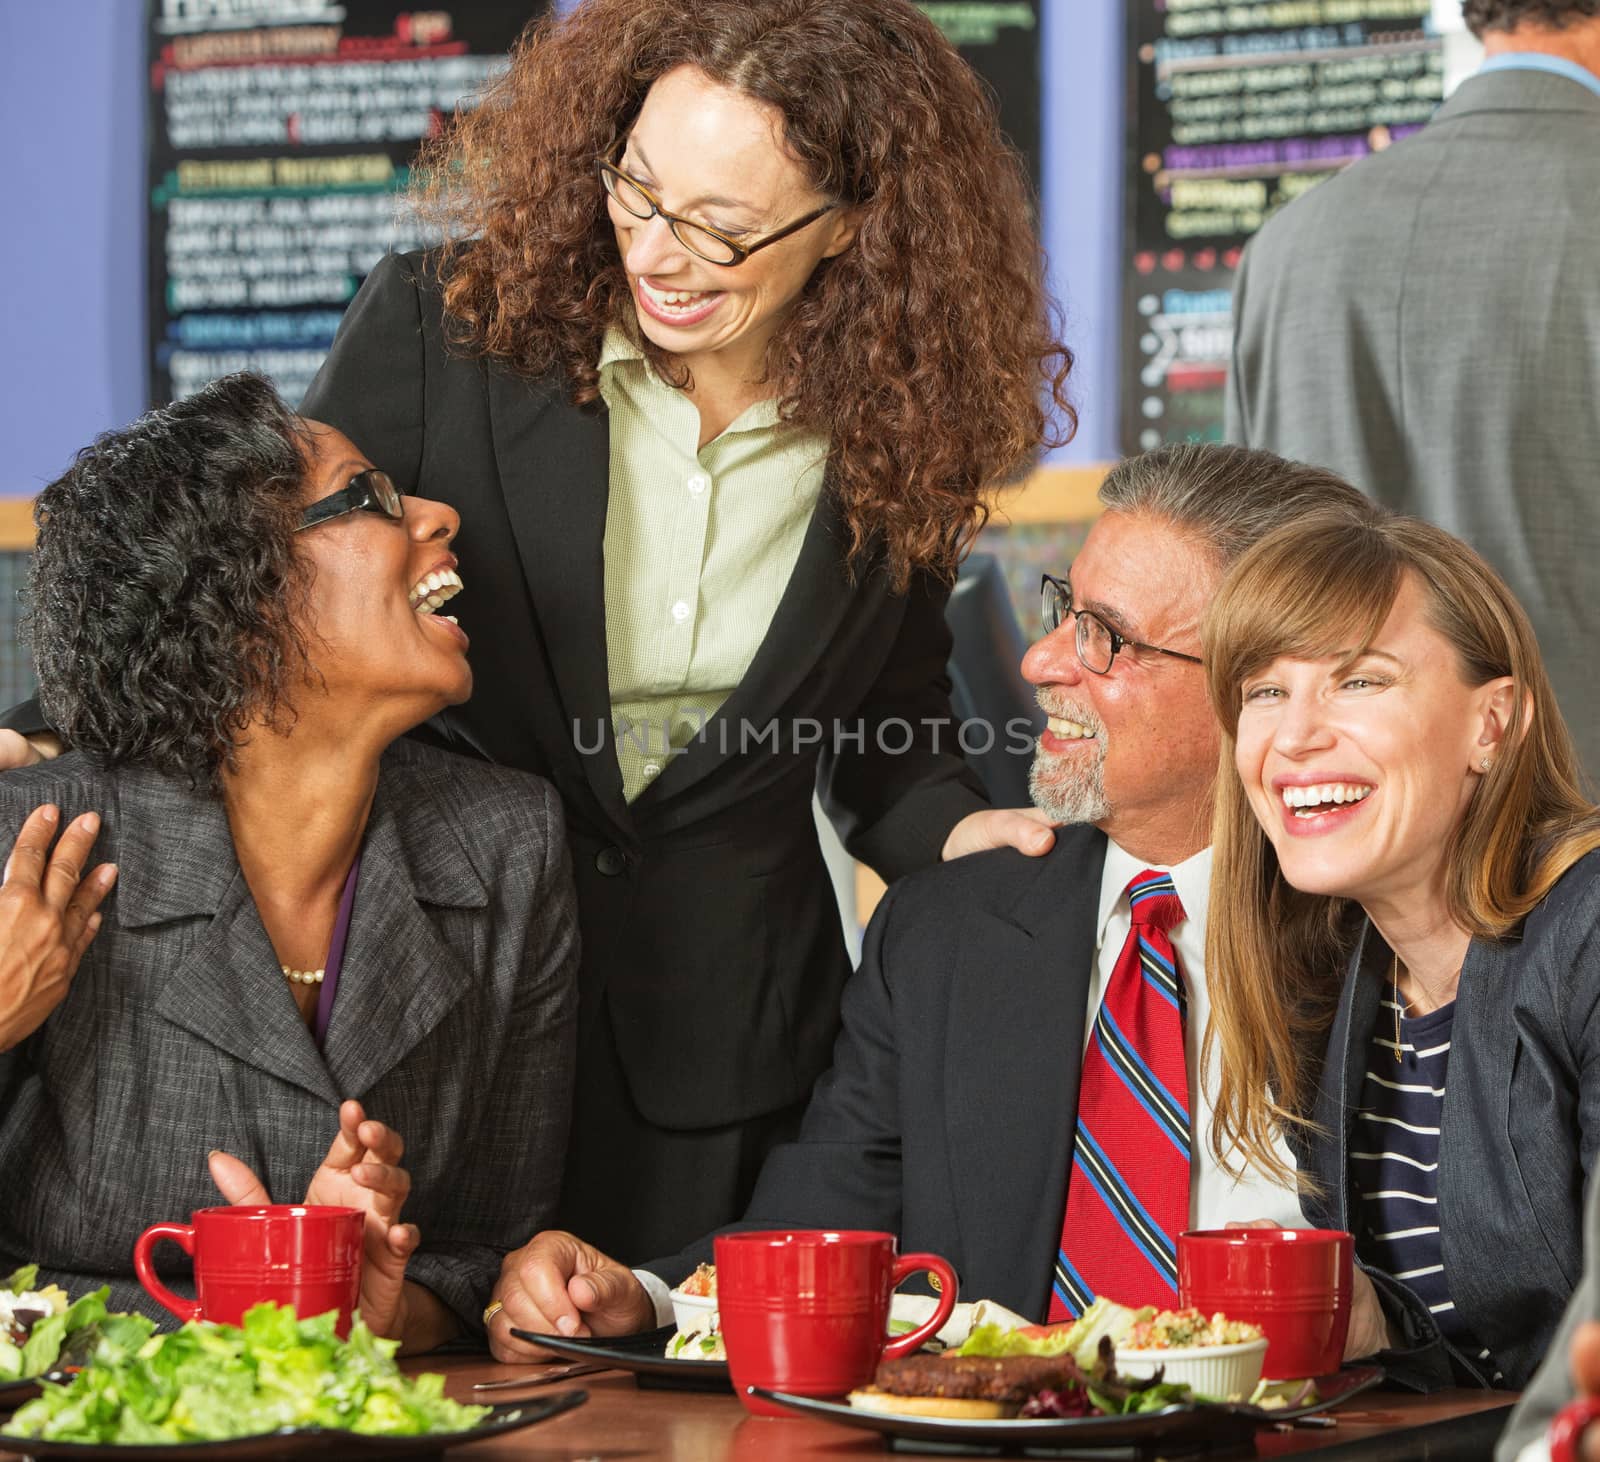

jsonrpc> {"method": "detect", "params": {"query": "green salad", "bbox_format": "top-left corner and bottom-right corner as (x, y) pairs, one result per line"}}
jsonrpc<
(0, 1265), (109, 1383)
(2, 1302), (489, 1444)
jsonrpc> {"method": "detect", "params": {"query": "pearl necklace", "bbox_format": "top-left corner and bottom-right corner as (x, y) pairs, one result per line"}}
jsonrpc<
(282, 965), (325, 986)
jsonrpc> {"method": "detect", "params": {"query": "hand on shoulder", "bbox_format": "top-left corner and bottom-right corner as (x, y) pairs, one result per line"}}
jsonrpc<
(0, 804), (116, 1050)
(0, 731), (62, 771)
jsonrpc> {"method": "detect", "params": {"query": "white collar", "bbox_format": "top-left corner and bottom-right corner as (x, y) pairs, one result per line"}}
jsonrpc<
(1095, 839), (1213, 952)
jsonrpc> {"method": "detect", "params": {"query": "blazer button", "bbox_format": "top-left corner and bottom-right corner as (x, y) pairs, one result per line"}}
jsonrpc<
(595, 845), (627, 877)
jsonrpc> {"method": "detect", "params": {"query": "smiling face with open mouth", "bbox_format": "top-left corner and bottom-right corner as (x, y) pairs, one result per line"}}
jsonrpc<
(294, 420), (472, 728)
(1021, 511), (1219, 860)
(607, 65), (857, 387)
(1233, 574), (1502, 909)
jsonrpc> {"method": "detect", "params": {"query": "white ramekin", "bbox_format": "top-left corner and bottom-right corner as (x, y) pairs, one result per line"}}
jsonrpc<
(1114, 1336), (1269, 1400)
(669, 1287), (719, 1336)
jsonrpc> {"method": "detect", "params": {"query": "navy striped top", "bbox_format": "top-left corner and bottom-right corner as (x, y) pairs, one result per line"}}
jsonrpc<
(1352, 994), (1500, 1383)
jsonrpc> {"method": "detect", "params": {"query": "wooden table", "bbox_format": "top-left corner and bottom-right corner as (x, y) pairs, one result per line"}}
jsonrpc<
(413, 1357), (1520, 1460)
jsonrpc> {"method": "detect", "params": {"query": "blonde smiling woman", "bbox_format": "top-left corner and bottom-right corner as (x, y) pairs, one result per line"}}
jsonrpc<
(1203, 505), (1600, 1393)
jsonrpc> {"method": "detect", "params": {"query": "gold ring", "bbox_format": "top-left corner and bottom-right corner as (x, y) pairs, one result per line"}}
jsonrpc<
(482, 1299), (504, 1328)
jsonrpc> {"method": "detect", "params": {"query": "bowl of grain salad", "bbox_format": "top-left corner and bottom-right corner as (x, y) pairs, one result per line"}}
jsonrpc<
(1114, 1307), (1269, 1398)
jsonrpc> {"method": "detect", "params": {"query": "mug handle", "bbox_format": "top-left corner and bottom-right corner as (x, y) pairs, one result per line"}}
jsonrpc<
(1550, 1396), (1600, 1462)
(133, 1222), (202, 1325)
(881, 1252), (959, 1360)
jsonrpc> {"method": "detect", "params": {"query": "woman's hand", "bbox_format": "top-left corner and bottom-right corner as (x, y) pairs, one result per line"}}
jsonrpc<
(1344, 1264), (1397, 1360)
(0, 805), (117, 1050)
(942, 808), (1056, 861)
(0, 731), (63, 772)
(209, 1100), (419, 1342)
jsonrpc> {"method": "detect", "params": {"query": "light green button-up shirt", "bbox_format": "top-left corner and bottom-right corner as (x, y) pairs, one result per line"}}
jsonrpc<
(597, 330), (828, 802)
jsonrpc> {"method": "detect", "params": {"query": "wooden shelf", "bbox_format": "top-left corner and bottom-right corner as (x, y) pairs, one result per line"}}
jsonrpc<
(0, 501), (35, 550)
(991, 463), (1108, 524)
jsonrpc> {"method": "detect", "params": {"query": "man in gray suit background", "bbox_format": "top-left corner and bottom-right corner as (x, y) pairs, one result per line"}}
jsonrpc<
(1226, 0), (1600, 778)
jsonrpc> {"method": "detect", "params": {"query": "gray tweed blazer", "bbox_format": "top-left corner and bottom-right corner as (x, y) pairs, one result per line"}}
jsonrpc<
(0, 739), (577, 1338)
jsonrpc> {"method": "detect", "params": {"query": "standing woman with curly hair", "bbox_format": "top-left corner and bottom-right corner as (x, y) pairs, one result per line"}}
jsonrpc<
(299, 0), (1075, 1269)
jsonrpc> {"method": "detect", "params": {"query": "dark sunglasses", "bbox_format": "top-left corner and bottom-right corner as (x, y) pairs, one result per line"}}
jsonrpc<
(296, 469), (403, 532)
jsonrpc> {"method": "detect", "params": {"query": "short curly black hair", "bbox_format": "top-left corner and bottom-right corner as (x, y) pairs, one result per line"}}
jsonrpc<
(1462, 0), (1599, 35)
(26, 372), (313, 789)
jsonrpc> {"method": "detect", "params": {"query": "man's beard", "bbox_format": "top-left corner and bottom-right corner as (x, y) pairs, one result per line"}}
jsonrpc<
(1029, 733), (1109, 825)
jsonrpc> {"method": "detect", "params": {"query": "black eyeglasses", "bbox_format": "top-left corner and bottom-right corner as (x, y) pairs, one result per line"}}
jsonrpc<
(297, 469), (403, 532)
(598, 159), (836, 267)
(1040, 572), (1203, 675)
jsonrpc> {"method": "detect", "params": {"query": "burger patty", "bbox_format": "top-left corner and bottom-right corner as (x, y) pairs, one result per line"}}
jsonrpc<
(872, 1352), (1085, 1403)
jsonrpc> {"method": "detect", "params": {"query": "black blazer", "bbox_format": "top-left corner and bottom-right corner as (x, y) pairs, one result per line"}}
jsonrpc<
(299, 251), (988, 1136)
(647, 828), (1108, 1318)
(1296, 850), (1600, 1392)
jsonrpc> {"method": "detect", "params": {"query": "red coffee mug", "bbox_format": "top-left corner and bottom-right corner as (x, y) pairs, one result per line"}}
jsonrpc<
(1550, 1396), (1600, 1462)
(133, 1205), (364, 1336)
(1178, 1228), (1353, 1379)
(715, 1230), (958, 1417)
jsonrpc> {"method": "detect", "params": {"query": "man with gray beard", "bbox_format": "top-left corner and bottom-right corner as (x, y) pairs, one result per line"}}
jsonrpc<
(482, 444), (1377, 1352)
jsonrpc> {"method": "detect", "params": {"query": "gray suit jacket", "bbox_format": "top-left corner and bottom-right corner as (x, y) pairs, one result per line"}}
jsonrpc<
(0, 741), (577, 1337)
(1498, 1172), (1600, 1460)
(1226, 67), (1600, 777)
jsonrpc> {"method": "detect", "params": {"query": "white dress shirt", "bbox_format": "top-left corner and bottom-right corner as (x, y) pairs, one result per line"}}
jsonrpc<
(1095, 840), (1304, 1231)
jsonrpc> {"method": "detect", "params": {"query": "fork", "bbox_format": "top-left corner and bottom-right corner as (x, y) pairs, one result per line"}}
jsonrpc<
(472, 1360), (611, 1390)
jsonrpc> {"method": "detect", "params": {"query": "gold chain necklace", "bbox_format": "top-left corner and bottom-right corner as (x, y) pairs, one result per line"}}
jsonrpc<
(1391, 953), (1404, 1064)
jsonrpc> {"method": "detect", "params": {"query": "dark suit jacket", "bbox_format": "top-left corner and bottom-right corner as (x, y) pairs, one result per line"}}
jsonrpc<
(1226, 68), (1600, 778)
(299, 250), (987, 1147)
(647, 828), (1108, 1317)
(0, 741), (577, 1336)
(1296, 851), (1600, 1392)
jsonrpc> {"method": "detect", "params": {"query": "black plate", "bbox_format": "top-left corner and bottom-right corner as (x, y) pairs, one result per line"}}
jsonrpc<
(749, 1365), (1384, 1454)
(0, 1374), (74, 1415)
(510, 1325), (731, 1392)
(0, 1389), (586, 1459)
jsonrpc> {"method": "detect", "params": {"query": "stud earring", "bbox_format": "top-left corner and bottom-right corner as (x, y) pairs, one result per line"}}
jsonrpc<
(1479, 755), (1493, 772)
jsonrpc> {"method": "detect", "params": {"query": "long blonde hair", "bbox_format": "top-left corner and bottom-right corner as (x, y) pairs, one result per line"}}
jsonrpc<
(1203, 508), (1600, 1186)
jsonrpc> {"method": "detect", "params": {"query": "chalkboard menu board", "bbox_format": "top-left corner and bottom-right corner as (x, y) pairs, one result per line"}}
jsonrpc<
(146, 1), (541, 407)
(147, 0), (1038, 410)
(918, 1), (1042, 186)
(1122, 0), (1443, 454)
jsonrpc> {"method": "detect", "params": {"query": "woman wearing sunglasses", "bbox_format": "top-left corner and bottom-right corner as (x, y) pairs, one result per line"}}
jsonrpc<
(286, 0), (1076, 1270)
(0, 374), (577, 1350)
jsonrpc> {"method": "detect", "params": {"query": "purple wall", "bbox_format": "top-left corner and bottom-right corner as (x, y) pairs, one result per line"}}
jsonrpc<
(1, 1), (146, 497)
(0, 0), (1123, 495)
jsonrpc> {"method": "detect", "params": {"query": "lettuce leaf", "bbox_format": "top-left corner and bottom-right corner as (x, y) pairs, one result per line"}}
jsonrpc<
(4, 1266), (38, 1296)
(0, 1337), (23, 1383)
(957, 1299), (1153, 1364)
(2, 1303), (489, 1444)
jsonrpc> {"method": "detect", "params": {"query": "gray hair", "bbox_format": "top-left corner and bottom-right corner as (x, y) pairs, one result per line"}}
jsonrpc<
(1097, 443), (1378, 567)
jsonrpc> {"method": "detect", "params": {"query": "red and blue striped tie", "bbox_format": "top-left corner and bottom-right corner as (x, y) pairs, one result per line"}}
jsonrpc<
(1050, 870), (1190, 1319)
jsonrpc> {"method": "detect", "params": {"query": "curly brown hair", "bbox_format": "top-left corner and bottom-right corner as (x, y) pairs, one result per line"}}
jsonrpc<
(416, 0), (1074, 591)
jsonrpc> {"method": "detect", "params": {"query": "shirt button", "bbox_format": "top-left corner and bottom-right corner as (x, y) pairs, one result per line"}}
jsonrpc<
(687, 473), (709, 496)
(670, 600), (690, 623)
(642, 761), (661, 780)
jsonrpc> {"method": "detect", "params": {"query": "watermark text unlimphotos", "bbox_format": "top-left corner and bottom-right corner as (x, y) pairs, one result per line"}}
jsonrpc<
(572, 714), (1040, 758)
